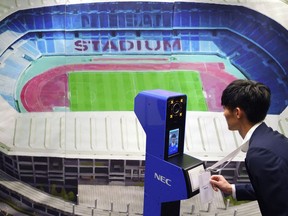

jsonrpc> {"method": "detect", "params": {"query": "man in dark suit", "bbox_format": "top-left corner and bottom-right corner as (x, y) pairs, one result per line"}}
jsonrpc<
(209, 79), (288, 216)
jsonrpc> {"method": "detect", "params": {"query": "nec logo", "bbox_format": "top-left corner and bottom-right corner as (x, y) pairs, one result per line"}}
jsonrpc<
(154, 172), (172, 187)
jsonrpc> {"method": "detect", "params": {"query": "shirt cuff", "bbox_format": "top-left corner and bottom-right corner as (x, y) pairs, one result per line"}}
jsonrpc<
(231, 184), (236, 199)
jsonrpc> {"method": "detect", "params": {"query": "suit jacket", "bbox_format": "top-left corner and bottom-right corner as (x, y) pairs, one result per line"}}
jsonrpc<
(235, 122), (288, 216)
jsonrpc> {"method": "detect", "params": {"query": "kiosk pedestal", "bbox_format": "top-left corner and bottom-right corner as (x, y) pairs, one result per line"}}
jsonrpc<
(134, 89), (205, 216)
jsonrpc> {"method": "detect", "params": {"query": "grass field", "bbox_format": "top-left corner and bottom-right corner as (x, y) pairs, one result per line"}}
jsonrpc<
(68, 70), (207, 111)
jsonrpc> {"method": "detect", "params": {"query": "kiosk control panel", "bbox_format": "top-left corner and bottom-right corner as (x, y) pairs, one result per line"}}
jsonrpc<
(134, 89), (205, 216)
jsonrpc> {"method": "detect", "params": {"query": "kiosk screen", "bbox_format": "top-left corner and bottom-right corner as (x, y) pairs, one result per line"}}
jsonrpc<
(168, 128), (179, 156)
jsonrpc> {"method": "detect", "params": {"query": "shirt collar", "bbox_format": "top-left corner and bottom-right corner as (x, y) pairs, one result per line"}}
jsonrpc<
(241, 122), (262, 152)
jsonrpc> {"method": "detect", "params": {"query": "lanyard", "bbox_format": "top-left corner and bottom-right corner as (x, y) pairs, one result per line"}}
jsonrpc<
(205, 122), (262, 172)
(206, 142), (247, 172)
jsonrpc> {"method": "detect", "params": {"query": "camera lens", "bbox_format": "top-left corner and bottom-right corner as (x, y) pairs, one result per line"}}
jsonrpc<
(172, 102), (181, 114)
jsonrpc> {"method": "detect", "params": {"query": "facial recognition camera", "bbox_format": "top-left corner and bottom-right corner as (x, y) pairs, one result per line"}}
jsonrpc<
(134, 89), (204, 216)
(165, 96), (186, 159)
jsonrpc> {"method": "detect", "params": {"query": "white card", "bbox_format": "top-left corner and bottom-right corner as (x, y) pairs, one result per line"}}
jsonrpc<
(198, 171), (213, 204)
(187, 164), (205, 191)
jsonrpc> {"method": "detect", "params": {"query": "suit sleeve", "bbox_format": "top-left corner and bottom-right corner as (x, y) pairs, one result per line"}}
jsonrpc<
(235, 183), (256, 200)
(243, 147), (288, 215)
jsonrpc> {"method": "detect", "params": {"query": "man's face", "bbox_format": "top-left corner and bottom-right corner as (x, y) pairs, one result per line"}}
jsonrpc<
(223, 106), (239, 131)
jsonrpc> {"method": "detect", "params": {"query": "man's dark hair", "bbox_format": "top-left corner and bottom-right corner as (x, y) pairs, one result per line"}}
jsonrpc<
(221, 79), (271, 123)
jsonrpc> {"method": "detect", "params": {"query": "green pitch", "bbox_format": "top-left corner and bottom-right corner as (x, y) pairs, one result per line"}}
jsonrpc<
(68, 71), (207, 111)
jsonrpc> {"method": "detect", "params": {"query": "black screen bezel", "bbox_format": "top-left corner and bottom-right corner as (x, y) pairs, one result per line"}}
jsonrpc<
(164, 95), (186, 160)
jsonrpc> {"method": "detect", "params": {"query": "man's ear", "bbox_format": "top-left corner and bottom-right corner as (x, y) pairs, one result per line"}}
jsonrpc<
(234, 107), (242, 119)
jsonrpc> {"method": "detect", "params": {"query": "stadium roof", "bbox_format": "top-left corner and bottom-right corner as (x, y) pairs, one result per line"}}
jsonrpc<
(0, 0), (287, 31)
(0, 96), (287, 161)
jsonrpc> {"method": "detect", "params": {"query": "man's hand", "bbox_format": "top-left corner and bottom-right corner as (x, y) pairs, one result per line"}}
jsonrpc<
(210, 175), (232, 195)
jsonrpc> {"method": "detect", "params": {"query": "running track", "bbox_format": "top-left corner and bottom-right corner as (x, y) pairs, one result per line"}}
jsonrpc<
(20, 62), (236, 112)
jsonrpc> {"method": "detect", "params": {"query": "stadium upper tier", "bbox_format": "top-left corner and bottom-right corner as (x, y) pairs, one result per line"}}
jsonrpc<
(0, 2), (287, 113)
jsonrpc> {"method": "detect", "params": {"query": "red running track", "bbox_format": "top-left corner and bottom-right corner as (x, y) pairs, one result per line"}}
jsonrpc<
(20, 62), (236, 112)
